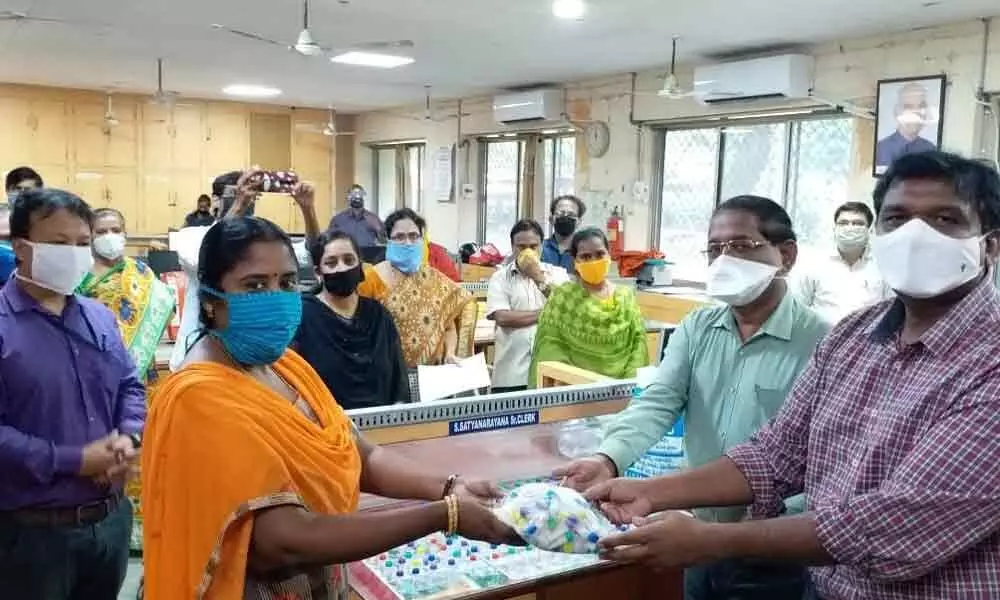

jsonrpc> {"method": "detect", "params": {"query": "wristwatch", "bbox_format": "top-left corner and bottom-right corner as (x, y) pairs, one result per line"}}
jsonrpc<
(128, 432), (143, 450)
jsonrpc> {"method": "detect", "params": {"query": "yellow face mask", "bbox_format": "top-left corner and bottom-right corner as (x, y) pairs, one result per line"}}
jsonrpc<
(575, 257), (611, 285)
(516, 248), (539, 269)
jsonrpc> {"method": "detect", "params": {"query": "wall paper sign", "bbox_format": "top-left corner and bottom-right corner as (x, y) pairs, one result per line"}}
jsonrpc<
(448, 411), (540, 436)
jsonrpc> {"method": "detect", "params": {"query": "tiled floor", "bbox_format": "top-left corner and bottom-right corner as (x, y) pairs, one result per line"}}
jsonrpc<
(120, 558), (142, 600)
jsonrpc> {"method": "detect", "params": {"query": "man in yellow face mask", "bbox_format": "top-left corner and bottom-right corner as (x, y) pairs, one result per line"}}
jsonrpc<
(485, 220), (570, 392)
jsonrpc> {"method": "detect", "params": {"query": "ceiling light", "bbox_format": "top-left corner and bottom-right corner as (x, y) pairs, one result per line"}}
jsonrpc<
(552, 0), (585, 20)
(222, 84), (282, 98)
(331, 52), (415, 68)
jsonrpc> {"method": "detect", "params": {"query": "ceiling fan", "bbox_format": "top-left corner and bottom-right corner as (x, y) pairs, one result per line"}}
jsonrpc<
(0, 10), (75, 25)
(212, 0), (413, 59)
(391, 86), (471, 123)
(100, 93), (120, 134)
(149, 58), (180, 107)
(657, 36), (698, 99)
(295, 107), (356, 137)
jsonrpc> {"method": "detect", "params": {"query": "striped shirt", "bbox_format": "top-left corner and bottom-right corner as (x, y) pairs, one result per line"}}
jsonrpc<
(727, 274), (1000, 599)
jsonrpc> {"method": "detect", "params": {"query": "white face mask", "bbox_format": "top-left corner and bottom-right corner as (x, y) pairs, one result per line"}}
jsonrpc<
(93, 232), (126, 261)
(705, 255), (779, 307)
(834, 225), (869, 251)
(871, 219), (982, 299)
(18, 242), (94, 295)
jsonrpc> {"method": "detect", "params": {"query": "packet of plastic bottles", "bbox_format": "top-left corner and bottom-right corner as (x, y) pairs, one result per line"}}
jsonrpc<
(492, 483), (618, 553)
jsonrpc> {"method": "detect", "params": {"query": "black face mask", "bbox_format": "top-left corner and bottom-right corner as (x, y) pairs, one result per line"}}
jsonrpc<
(322, 265), (364, 298)
(553, 216), (578, 237)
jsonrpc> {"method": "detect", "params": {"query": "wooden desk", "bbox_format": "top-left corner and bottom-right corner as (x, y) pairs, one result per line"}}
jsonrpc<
(352, 418), (680, 600)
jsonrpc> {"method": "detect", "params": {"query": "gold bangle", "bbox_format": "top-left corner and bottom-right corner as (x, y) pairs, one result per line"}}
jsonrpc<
(445, 494), (459, 535)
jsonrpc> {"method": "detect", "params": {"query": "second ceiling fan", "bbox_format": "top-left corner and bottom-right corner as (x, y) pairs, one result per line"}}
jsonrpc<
(212, 0), (413, 59)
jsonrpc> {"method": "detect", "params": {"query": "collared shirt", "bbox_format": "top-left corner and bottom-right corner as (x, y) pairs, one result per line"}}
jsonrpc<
(727, 275), (1000, 599)
(183, 210), (215, 228)
(0, 281), (146, 509)
(329, 208), (383, 248)
(486, 262), (570, 388)
(874, 131), (937, 169)
(599, 292), (829, 523)
(791, 247), (892, 324)
(541, 237), (574, 273)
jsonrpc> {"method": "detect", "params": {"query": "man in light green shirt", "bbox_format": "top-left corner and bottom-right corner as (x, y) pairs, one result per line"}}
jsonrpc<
(556, 195), (828, 600)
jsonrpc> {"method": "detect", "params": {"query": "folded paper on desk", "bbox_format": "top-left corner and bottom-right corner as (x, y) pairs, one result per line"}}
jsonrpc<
(417, 353), (491, 402)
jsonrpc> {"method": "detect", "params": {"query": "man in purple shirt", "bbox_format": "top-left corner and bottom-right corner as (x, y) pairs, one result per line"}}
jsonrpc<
(0, 188), (145, 598)
(328, 184), (384, 247)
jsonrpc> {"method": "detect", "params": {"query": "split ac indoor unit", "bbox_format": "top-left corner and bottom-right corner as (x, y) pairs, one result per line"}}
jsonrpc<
(693, 54), (814, 104)
(492, 89), (563, 124)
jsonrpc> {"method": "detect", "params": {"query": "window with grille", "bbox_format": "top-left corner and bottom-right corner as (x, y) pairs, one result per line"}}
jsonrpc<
(479, 134), (576, 255)
(482, 140), (523, 255)
(656, 116), (857, 282)
(371, 142), (426, 219)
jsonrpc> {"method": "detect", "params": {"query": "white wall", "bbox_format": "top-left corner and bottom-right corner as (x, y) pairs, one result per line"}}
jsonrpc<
(355, 19), (1000, 250)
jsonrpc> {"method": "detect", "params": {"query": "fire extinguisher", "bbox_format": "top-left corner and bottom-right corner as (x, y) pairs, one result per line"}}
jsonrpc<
(607, 206), (625, 259)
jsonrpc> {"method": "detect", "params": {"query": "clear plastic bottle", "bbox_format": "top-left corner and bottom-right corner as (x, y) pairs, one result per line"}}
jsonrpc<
(557, 417), (603, 459)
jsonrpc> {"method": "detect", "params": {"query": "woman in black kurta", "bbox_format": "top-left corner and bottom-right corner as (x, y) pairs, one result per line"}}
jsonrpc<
(293, 230), (409, 410)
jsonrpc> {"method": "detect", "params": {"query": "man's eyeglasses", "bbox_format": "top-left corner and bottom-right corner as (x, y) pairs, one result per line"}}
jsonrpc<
(703, 239), (768, 259)
(390, 232), (422, 244)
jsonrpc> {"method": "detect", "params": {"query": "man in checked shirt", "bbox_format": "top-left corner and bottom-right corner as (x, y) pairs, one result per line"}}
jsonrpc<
(588, 150), (1000, 600)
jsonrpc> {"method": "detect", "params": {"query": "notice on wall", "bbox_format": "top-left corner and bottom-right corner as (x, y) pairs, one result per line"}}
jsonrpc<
(431, 145), (454, 203)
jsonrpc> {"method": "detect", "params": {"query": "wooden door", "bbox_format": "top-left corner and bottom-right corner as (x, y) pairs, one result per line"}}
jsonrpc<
(171, 171), (208, 228)
(67, 170), (107, 208)
(170, 104), (205, 172)
(254, 192), (293, 231)
(141, 104), (176, 173)
(71, 101), (108, 170)
(27, 99), (70, 166)
(105, 99), (138, 169)
(141, 173), (174, 235)
(104, 169), (140, 233)
(204, 106), (247, 177)
(0, 96), (32, 175)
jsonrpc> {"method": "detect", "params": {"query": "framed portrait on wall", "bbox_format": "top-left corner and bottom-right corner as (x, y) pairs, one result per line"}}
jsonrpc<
(872, 74), (946, 176)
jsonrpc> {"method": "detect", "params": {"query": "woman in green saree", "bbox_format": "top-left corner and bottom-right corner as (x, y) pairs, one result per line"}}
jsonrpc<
(78, 208), (176, 380)
(78, 208), (176, 554)
(529, 227), (647, 386)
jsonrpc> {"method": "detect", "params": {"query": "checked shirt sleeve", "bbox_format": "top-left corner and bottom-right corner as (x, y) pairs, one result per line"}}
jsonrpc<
(813, 377), (1000, 582)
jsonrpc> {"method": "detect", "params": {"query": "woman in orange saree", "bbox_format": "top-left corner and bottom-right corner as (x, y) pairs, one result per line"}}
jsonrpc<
(142, 217), (517, 600)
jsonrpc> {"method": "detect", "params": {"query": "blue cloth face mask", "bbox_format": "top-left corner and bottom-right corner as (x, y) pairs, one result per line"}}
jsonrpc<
(202, 286), (303, 366)
(386, 241), (422, 274)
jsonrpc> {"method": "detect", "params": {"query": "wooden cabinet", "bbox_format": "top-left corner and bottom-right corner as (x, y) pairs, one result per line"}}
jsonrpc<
(254, 192), (294, 232)
(140, 103), (208, 233)
(27, 99), (70, 166)
(72, 99), (138, 169)
(0, 96), (70, 180)
(65, 169), (140, 232)
(204, 106), (248, 176)
(1, 84), (336, 237)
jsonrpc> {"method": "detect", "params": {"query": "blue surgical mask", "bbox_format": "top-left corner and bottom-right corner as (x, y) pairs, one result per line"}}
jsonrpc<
(386, 241), (422, 274)
(202, 286), (303, 366)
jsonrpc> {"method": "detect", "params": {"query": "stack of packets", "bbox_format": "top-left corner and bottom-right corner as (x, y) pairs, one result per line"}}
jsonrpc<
(493, 483), (620, 553)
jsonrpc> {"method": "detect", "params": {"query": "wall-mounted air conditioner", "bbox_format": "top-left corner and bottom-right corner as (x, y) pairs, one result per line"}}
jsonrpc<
(493, 89), (563, 124)
(693, 54), (814, 105)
